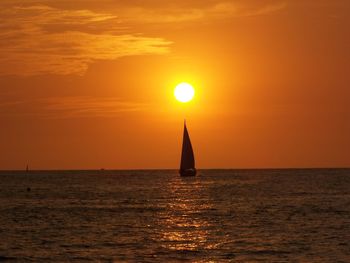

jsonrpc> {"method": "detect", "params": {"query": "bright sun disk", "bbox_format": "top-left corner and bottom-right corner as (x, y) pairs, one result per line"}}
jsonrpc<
(174, 83), (195, 103)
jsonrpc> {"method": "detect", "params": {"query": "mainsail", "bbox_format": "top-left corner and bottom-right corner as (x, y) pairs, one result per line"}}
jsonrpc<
(180, 121), (196, 175)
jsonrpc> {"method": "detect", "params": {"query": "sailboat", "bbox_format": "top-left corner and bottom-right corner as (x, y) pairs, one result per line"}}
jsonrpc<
(179, 121), (196, 176)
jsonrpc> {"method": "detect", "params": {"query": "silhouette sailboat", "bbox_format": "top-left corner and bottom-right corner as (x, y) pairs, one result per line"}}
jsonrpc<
(179, 121), (196, 176)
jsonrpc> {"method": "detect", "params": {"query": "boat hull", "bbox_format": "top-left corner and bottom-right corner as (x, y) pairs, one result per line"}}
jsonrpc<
(179, 169), (197, 177)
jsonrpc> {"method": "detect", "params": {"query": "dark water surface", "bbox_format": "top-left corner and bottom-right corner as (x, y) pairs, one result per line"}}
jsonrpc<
(0, 169), (349, 262)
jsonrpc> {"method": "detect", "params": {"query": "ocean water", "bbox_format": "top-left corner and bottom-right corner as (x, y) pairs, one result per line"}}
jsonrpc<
(0, 169), (349, 262)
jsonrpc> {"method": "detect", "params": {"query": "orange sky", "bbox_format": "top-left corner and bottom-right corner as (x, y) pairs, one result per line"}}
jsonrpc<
(0, 0), (349, 169)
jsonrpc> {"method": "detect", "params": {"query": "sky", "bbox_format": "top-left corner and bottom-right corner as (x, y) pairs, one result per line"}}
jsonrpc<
(0, 0), (349, 169)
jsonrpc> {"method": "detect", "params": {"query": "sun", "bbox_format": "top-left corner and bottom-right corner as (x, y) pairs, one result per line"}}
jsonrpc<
(174, 83), (195, 103)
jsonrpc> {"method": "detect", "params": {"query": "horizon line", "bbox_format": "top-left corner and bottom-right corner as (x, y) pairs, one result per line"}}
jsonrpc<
(0, 167), (349, 172)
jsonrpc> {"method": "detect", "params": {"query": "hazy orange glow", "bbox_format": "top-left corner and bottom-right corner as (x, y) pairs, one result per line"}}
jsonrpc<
(0, 1), (349, 169)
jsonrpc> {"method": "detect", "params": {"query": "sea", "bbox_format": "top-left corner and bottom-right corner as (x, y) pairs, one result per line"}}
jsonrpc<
(0, 169), (349, 262)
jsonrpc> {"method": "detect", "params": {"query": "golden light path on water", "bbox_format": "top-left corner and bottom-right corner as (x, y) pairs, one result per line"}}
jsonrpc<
(156, 176), (218, 251)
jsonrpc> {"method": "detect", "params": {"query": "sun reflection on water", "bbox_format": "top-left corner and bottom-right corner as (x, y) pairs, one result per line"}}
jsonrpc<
(156, 176), (216, 252)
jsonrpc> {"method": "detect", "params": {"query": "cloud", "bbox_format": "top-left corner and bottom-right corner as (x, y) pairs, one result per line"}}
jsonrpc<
(0, 96), (149, 118)
(117, 1), (287, 24)
(43, 96), (149, 118)
(246, 2), (287, 16)
(0, 5), (171, 76)
(0, 1), (286, 76)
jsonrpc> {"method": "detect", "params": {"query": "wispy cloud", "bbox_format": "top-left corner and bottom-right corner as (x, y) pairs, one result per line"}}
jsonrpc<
(0, 96), (149, 118)
(117, 1), (287, 24)
(43, 96), (149, 118)
(0, 1), (286, 76)
(0, 5), (171, 76)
